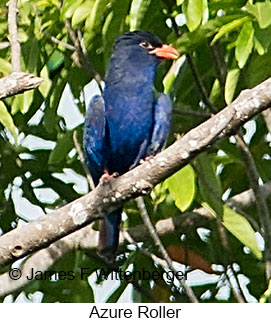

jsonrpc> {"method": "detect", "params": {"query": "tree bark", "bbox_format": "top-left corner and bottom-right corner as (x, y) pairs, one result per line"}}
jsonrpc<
(0, 72), (43, 100)
(0, 77), (271, 268)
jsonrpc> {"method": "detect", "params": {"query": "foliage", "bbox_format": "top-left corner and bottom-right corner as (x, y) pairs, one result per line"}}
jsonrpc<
(0, 0), (271, 303)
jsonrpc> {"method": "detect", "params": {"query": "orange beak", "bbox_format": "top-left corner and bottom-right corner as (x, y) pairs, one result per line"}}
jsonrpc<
(149, 44), (179, 60)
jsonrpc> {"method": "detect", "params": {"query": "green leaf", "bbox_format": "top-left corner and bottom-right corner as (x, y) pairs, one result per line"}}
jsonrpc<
(48, 131), (74, 165)
(235, 21), (254, 68)
(21, 90), (34, 114)
(47, 50), (65, 73)
(71, 1), (92, 27)
(253, 26), (271, 55)
(130, 0), (151, 31)
(225, 68), (240, 105)
(11, 92), (23, 115)
(211, 16), (250, 44)
(165, 164), (196, 212)
(223, 206), (262, 260)
(88, 0), (111, 30)
(0, 57), (12, 74)
(246, 2), (271, 29)
(102, 0), (130, 63)
(61, 0), (83, 19)
(39, 65), (52, 98)
(23, 37), (40, 74)
(12, 90), (34, 114)
(209, 78), (221, 103)
(209, 0), (247, 12)
(202, 0), (209, 25)
(204, 204), (262, 260)
(246, 50), (271, 88)
(133, 0), (169, 40)
(197, 153), (223, 216)
(254, 35), (265, 56)
(176, 14), (244, 54)
(0, 101), (17, 140)
(260, 280), (271, 303)
(163, 60), (180, 95)
(183, 0), (204, 32)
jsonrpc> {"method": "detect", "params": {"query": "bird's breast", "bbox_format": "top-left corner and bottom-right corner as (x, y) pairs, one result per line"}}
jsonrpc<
(104, 89), (155, 174)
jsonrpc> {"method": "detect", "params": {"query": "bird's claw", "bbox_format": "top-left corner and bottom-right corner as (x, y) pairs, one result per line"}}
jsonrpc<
(100, 171), (119, 184)
(139, 155), (154, 164)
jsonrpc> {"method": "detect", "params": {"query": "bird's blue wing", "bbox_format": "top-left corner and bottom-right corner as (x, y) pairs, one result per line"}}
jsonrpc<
(84, 95), (121, 262)
(147, 93), (172, 156)
(83, 95), (106, 185)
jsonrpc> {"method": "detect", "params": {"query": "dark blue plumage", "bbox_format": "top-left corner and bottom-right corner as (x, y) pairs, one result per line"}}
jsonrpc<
(83, 31), (178, 262)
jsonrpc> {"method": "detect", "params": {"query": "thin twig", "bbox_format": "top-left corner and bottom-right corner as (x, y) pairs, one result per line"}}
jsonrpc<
(186, 53), (217, 113)
(8, 0), (21, 72)
(64, 19), (103, 92)
(171, 13), (270, 293)
(262, 110), (271, 135)
(73, 130), (95, 190)
(217, 223), (246, 303)
(168, 15), (217, 114)
(235, 134), (271, 282)
(123, 230), (186, 300)
(48, 34), (75, 51)
(194, 164), (246, 302)
(227, 264), (246, 302)
(136, 196), (199, 303)
(123, 230), (170, 268)
(77, 30), (88, 62)
(173, 107), (211, 118)
(210, 42), (227, 104)
(209, 32), (271, 285)
(208, 33), (270, 289)
(0, 42), (10, 50)
(34, 7), (75, 51)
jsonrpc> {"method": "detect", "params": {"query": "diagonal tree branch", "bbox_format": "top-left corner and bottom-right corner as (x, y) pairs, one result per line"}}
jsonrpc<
(1, 180), (271, 298)
(136, 196), (199, 303)
(236, 134), (271, 281)
(0, 72), (43, 100)
(0, 78), (271, 268)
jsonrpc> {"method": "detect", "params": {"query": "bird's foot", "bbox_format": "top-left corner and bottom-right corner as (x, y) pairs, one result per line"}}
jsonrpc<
(100, 170), (119, 184)
(139, 155), (154, 164)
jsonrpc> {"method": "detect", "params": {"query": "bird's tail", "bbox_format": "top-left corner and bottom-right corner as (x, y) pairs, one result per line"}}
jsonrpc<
(97, 208), (122, 262)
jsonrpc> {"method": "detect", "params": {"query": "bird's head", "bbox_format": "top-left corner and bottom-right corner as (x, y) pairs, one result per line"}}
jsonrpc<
(112, 31), (179, 67)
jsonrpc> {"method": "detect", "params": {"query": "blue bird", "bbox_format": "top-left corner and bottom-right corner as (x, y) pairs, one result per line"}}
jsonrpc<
(83, 31), (178, 262)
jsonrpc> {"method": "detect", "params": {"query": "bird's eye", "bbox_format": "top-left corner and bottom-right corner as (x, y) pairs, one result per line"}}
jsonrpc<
(139, 41), (153, 49)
